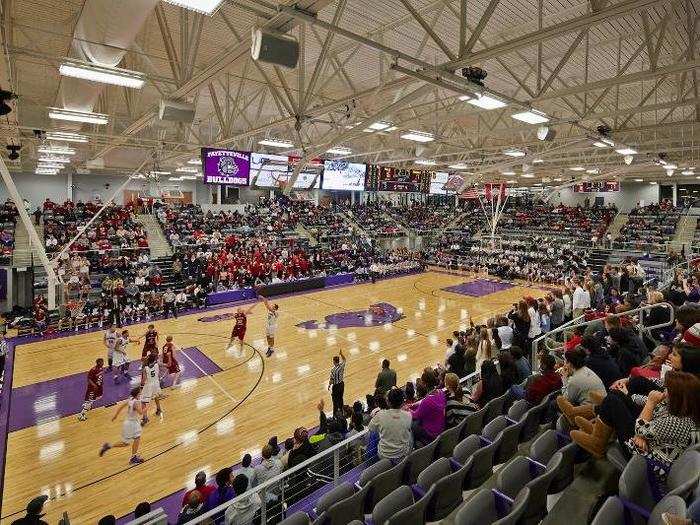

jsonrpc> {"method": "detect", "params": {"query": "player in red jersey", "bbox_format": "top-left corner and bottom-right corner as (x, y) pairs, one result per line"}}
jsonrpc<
(140, 324), (159, 361)
(78, 358), (105, 421)
(227, 303), (257, 352)
(162, 335), (182, 388)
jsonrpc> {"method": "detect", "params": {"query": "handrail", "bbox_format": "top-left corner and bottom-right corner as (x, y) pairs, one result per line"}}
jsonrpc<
(128, 365), (484, 525)
(530, 302), (676, 368)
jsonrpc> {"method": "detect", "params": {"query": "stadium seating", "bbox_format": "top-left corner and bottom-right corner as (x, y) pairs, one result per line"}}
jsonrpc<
(615, 202), (685, 251)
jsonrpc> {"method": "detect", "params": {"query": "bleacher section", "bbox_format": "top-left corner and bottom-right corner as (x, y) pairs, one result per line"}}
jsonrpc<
(615, 202), (685, 252)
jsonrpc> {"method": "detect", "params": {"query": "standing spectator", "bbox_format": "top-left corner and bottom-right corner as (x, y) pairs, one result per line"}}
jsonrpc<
(32, 207), (42, 226)
(368, 388), (412, 460)
(205, 468), (235, 512)
(253, 444), (283, 503)
(224, 475), (261, 525)
(410, 368), (446, 445)
(572, 279), (591, 318)
(496, 316), (513, 350)
(511, 346), (532, 382)
(375, 359), (397, 395)
(328, 349), (346, 415)
(0, 333), (7, 378)
(549, 291), (565, 329)
(470, 360), (504, 407)
(163, 288), (177, 319)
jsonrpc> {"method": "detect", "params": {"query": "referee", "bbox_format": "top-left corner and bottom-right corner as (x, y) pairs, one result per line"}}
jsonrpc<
(327, 348), (346, 416)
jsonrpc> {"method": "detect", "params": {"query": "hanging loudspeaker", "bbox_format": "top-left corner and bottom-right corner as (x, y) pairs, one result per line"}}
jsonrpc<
(251, 28), (300, 69)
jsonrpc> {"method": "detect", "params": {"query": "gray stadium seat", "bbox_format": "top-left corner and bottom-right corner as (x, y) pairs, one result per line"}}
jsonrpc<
(484, 392), (508, 424)
(529, 429), (578, 493)
(591, 495), (686, 525)
(384, 486), (434, 525)
(435, 424), (462, 458)
(371, 485), (413, 525)
(452, 434), (500, 490)
(454, 487), (531, 525)
(620, 450), (700, 515)
(482, 415), (526, 465)
(507, 399), (530, 421)
(322, 483), (370, 525)
(416, 457), (471, 521)
(358, 458), (392, 486)
(315, 482), (356, 517)
(363, 457), (406, 511)
(279, 512), (311, 525)
(404, 439), (439, 484)
(606, 442), (630, 472)
(519, 401), (547, 442)
(496, 453), (563, 525)
(459, 406), (487, 439)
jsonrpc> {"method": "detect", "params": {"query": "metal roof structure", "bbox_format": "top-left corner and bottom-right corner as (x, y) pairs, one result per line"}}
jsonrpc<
(0, 0), (698, 188)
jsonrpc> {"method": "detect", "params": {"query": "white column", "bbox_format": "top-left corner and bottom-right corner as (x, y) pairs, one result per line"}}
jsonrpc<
(673, 183), (678, 206)
(66, 171), (73, 201)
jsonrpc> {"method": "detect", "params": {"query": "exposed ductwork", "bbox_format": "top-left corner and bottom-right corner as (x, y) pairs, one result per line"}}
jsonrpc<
(59, 0), (158, 113)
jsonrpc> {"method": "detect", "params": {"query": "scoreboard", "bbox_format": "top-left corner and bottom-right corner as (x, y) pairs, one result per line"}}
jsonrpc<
(573, 180), (620, 193)
(365, 164), (431, 193)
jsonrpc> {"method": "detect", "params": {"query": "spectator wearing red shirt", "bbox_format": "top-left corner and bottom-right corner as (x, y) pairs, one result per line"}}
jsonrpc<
(564, 325), (585, 352)
(520, 353), (563, 404)
(182, 471), (215, 508)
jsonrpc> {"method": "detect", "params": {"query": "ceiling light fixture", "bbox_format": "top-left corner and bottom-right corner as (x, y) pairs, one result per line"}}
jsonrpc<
(400, 130), (434, 143)
(503, 148), (526, 158)
(326, 147), (352, 155)
(634, 178), (644, 182)
(681, 170), (694, 176)
(59, 59), (145, 89)
(448, 163), (469, 170)
(569, 166), (585, 171)
(532, 158), (544, 164)
(37, 162), (64, 170)
(511, 109), (549, 124)
(615, 147), (637, 155)
(650, 181), (657, 185)
(501, 170), (516, 176)
(176, 166), (200, 173)
(45, 132), (88, 143)
(35, 168), (58, 175)
(150, 170), (171, 175)
(537, 126), (556, 141)
(666, 169), (675, 177)
(258, 138), (294, 148)
(364, 121), (393, 132)
(162, 0), (225, 15)
(38, 155), (71, 164)
(586, 168), (599, 174)
(37, 145), (75, 155)
(521, 173), (535, 178)
(623, 155), (634, 165)
(187, 158), (202, 165)
(48, 108), (108, 125)
(664, 163), (678, 170)
(415, 159), (436, 166)
(463, 93), (507, 110)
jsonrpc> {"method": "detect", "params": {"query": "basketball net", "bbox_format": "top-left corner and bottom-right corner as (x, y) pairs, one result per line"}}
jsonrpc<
(477, 182), (509, 249)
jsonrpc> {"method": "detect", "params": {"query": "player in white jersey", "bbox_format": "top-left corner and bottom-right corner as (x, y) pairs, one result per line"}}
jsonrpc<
(103, 325), (118, 370)
(261, 295), (279, 358)
(140, 353), (163, 425)
(112, 329), (135, 384)
(99, 386), (145, 465)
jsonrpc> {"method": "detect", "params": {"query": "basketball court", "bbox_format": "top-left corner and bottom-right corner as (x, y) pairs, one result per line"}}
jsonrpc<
(0, 271), (548, 523)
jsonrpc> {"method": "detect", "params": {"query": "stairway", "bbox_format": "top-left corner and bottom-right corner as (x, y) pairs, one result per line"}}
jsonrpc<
(136, 214), (173, 258)
(295, 224), (318, 246)
(605, 212), (628, 240)
(340, 210), (370, 236)
(382, 211), (410, 235)
(11, 220), (44, 268)
(669, 214), (697, 254)
(587, 248), (612, 274)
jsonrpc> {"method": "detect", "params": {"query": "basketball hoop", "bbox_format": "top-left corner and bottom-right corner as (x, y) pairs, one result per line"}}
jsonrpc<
(477, 182), (509, 241)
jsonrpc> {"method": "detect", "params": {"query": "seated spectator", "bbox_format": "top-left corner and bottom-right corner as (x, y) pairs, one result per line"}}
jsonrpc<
(236, 454), (255, 487)
(470, 360), (504, 407)
(515, 353), (563, 404)
(286, 427), (316, 469)
(410, 368), (446, 445)
(556, 346), (606, 427)
(224, 474), (261, 525)
(182, 471), (215, 508)
(368, 387), (412, 460)
(564, 325), (585, 351)
(583, 336), (623, 389)
(11, 495), (49, 525)
(445, 372), (475, 427)
(134, 502), (152, 519)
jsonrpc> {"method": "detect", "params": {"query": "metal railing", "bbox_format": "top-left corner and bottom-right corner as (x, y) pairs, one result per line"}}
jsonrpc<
(529, 302), (676, 369)
(127, 367), (485, 525)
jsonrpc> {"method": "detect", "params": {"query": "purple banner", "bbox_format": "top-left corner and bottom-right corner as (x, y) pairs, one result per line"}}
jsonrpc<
(206, 287), (257, 306)
(201, 147), (251, 185)
(0, 268), (6, 301)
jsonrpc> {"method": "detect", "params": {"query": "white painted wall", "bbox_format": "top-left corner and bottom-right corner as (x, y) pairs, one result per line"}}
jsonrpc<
(549, 182), (661, 211)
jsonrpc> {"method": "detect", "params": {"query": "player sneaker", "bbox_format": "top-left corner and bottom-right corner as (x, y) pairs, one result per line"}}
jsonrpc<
(155, 409), (162, 417)
(141, 416), (149, 426)
(266, 348), (274, 358)
(99, 443), (111, 457)
(129, 455), (145, 465)
(77, 413), (87, 421)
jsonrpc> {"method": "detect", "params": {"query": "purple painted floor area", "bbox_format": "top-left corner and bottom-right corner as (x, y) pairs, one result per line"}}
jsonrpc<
(296, 302), (404, 330)
(442, 279), (515, 297)
(8, 347), (221, 433)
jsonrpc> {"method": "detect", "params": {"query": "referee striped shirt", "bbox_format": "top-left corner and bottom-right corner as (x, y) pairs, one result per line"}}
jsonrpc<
(329, 361), (346, 385)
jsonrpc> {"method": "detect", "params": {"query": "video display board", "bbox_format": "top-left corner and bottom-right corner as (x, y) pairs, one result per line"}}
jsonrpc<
(573, 181), (620, 193)
(365, 165), (431, 193)
(321, 160), (366, 191)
